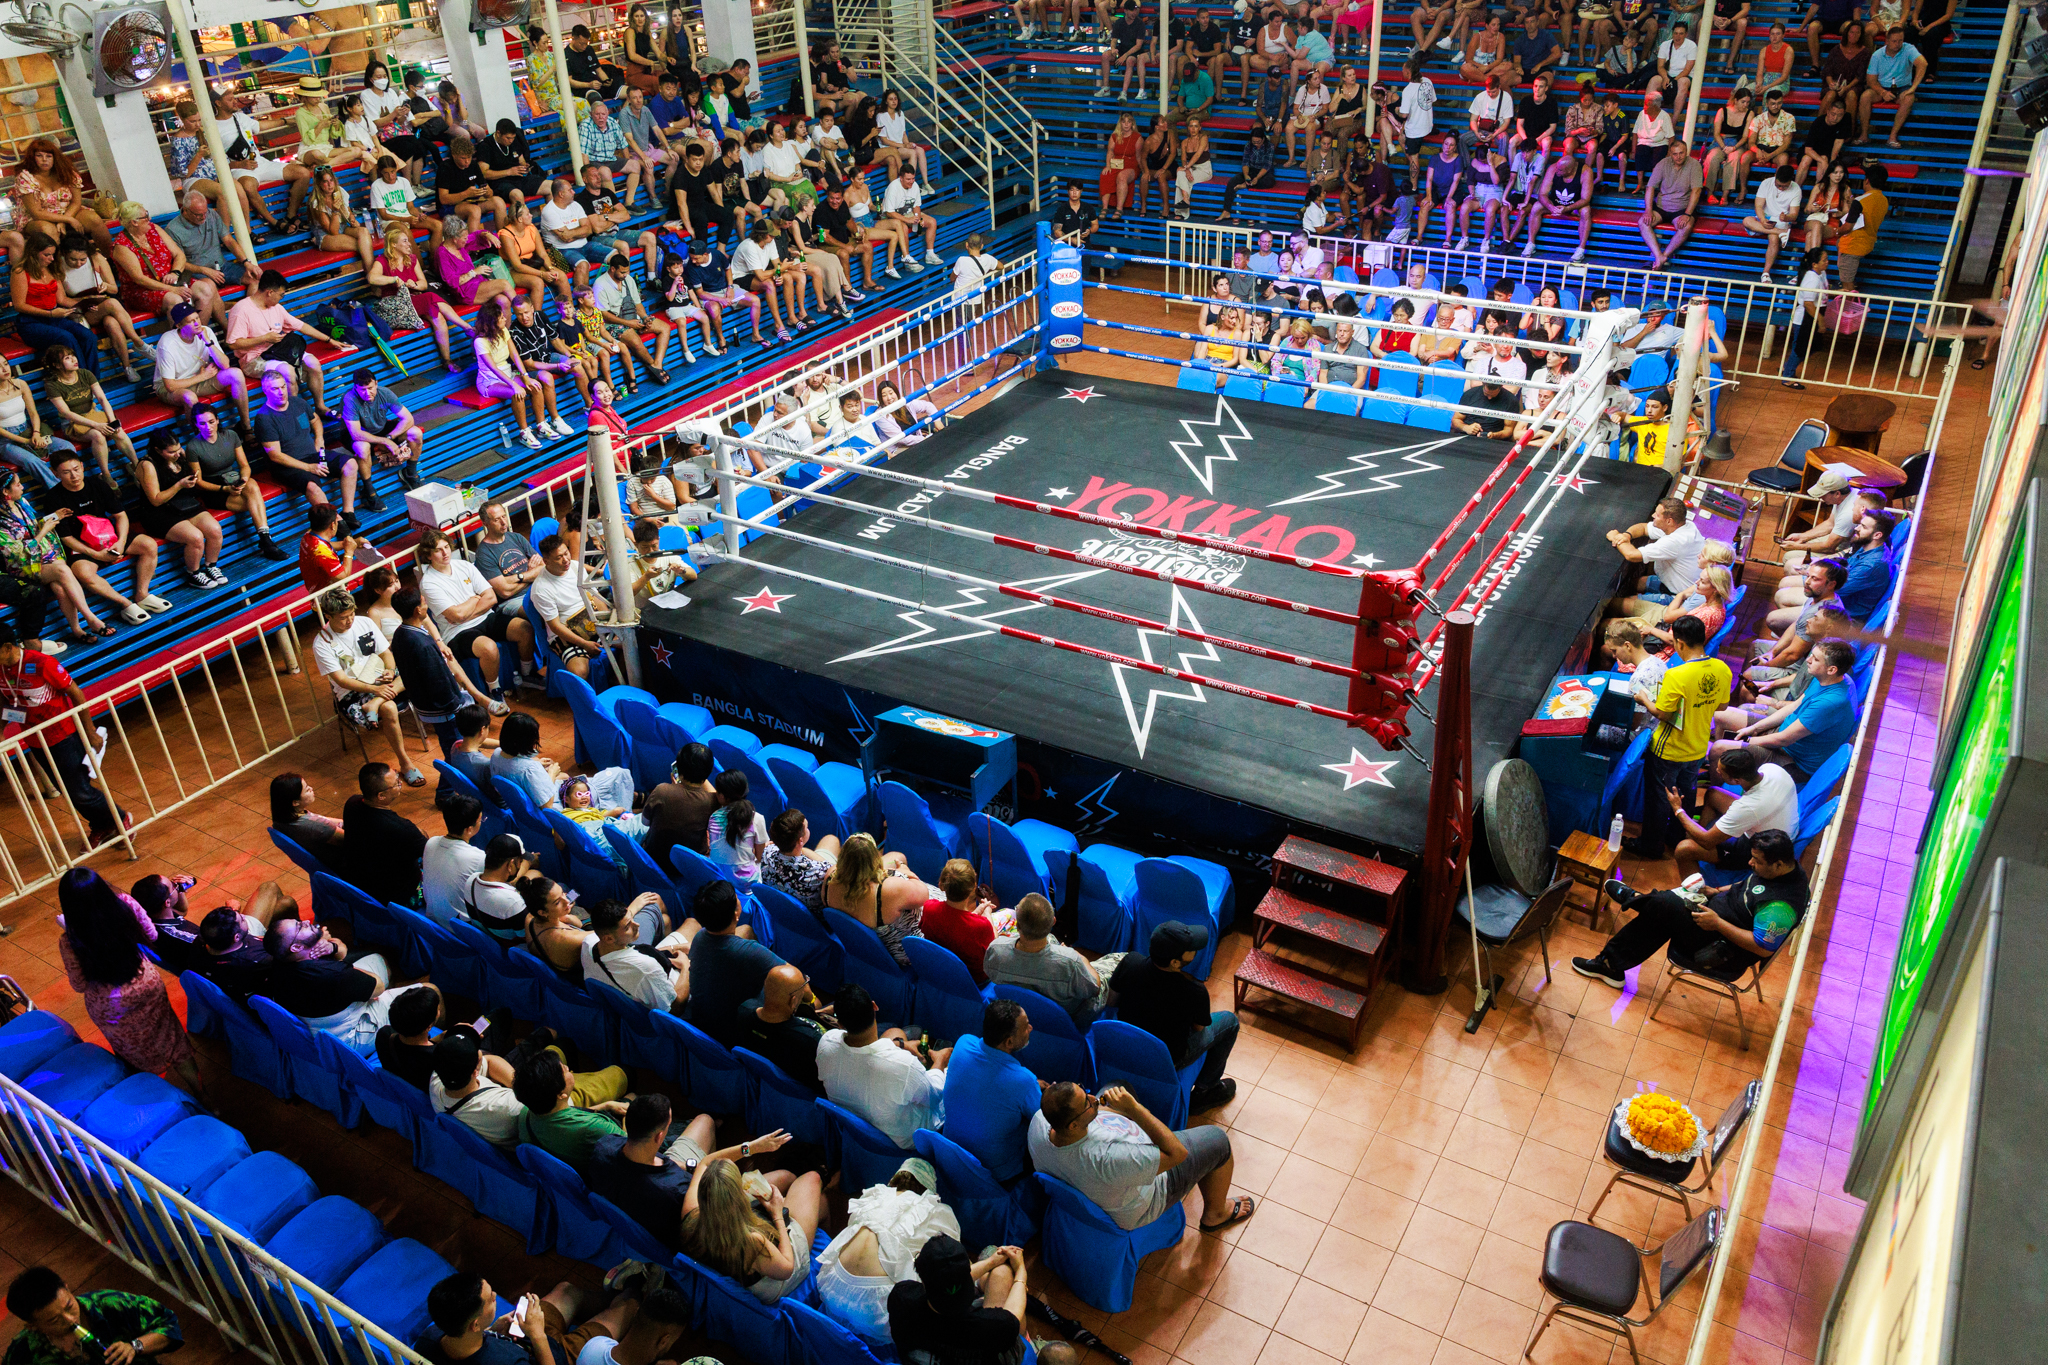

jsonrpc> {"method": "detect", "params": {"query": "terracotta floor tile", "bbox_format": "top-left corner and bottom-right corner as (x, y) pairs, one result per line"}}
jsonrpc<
(1223, 1129), (1293, 1197)
(1480, 1039), (1561, 1093)
(1369, 1254), (1467, 1335)
(1507, 1141), (1594, 1207)
(1443, 1111), (1527, 1175)
(1545, 1057), (1627, 1114)
(1444, 1283), (1541, 1365)
(1527, 1094), (1614, 1159)
(1274, 1277), (1372, 1359)
(1294, 1108), (1376, 1173)
(1418, 1157), (1508, 1227)
(1175, 1300), (1274, 1365)
(1233, 1199), (1328, 1273)
(1433, 1340), (1506, 1365)
(1115, 1271), (1206, 1353)
(1360, 1132), (1441, 1202)
(1489, 1184), (1579, 1250)
(1396, 1204), (1488, 1280)
(1265, 1152), (1356, 1218)
(1346, 1307), (1443, 1365)
(1464, 1230), (1546, 1309)
(1347, 1037), (1423, 1087)
(1208, 1246), (1303, 1328)
(1402, 1052), (1483, 1111)
(1260, 1049), (1342, 1108)
(1561, 1016), (1641, 1074)
(1149, 1225), (1235, 1295)
(1380, 1092), (1463, 1154)
(1319, 1072), (1400, 1129)
(1233, 1087), (1317, 1150)
(1524, 1316), (1620, 1365)
(1461, 1073), (1546, 1136)
(1303, 1224), (1396, 1300)
(1256, 1334), (1346, 1365)
(1334, 1175), (1419, 1250)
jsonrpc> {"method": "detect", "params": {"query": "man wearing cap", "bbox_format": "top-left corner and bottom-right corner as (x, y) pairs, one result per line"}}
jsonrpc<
(817, 984), (950, 1149)
(154, 302), (251, 431)
(941, 998), (1046, 1184)
(888, 1237), (1029, 1365)
(1029, 1080), (1253, 1233)
(342, 370), (422, 493)
(1108, 923), (1240, 1114)
(1775, 474), (1877, 575)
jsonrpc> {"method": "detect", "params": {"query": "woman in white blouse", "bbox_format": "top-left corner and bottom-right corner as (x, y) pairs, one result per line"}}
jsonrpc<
(875, 89), (929, 183)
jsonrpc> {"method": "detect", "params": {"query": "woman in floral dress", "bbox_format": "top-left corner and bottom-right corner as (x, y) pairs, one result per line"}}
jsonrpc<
(58, 867), (203, 1094)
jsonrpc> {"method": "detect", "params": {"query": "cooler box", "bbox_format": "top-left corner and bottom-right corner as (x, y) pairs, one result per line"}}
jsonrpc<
(406, 482), (485, 530)
(1518, 672), (1641, 842)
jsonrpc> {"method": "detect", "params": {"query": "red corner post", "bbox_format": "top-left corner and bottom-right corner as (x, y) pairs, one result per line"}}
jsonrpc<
(1403, 609), (1474, 994)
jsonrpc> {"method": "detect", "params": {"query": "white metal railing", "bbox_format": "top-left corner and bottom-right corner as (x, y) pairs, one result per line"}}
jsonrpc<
(0, 1067), (429, 1364)
(0, 460), (598, 910)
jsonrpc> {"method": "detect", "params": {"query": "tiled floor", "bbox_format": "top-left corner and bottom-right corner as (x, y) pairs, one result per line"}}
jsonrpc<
(0, 278), (1986, 1365)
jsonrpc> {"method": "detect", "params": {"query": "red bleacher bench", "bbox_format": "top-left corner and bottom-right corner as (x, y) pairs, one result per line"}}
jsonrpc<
(936, 0), (1005, 17)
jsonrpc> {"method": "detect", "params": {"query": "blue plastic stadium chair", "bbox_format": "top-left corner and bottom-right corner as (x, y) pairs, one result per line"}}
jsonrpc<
(524, 596), (567, 698)
(755, 883), (847, 992)
(251, 994), (365, 1120)
(1705, 585), (1746, 658)
(1353, 387), (1402, 423)
(1132, 856), (1234, 980)
(1595, 726), (1655, 836)
(1088, 1019), (1202, 1129)
(1036, 1173), (1186, 1312)
(914, 1129), (1043, 1251)
(901, 936), (989, 1043)
(447, 917), (543, 1020)
(1414, 361), (1466, 431)
(327, 1037), (427, 1153)
(734, 483), (776, 547)
(1312, 388), (1361, 416)
(655, 1011), (748, 1115)
(614, 697), (686, 792)
(270, 829), (338, 918)
(820, 1097), (911, 1193)
(264, 1195), (387, 1294)
(179, 970), (291, 1097)
(198, 1150), (319, 1244)
(735, 1048), (831, 1149)
(426, 1113), (551, 1255)
(1794, 796), (1837, 860)
(1264, 381), (1308, 408)
(668, 841), (729, 900)
(517, 1144), (634, 1269)
(139, 1115), (252, 1197)
(547, 809), (628, 905)
(877, 780), (967, 883)
(79, 1073), (203, 1159)
(588, 977), (684, 1080)
(1335, 265), (1361, 285)
(785, 1299), (893, 1365)
(22, 1041), (127, 1119)
(704, 724), (764, 765)
(314, 872), (403, 960)
(335, 1238), (460, 1362)
(396, 907), (474, 1003)
(722, 747), (792, 818)
(824, 907), (917, 1026)
(510, 947), (614, 1062)
(1222, 373), (1264, 402)
(698, 1246), (806, 1365)
(990, 985), (1094, 1086)
(1628, 353), (1672, 393)
(530, 516), (560, 546)
(1075, 843), (1143, 953)
(433, 755), (502, 810)
(768, 756), (871, 844)
(1799, 745), (1852, 818)
(0, 1009), (77, 1079)
(603, 824), (687, 929)
(1176, 363), (1215, 392)
(492, 778), (566, 883)
(967, 812), (1078, 908)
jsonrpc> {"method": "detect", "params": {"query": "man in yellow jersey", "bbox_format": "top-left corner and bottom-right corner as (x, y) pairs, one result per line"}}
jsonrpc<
(1624, 613), (1729, 859)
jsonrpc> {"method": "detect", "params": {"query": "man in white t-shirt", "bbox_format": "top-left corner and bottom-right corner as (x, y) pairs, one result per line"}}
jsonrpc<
(816, 983), (949, 1149)
(1398, 57), (1437, 183)
(1670, 745), (1798, 875)
(1743, 164), (1804, 282)
(422, 795), (487, 927)
(581, 895), (687, 1010)
(1607, 497), (1705, 620)
(538, 178), (607, 287)
(153, 301), (251, 428)
(418, 530), (533, 690)
(950, 233), (1000, 313)
(428, 1027), (525, 1149)
(311, 587), (419, 781)
(531, 533), (602, 680)
(881, 168), (943, 265)
(1653, 22), (1698, 115)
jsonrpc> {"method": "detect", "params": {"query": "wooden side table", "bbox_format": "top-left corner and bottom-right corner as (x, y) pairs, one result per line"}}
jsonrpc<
(1555, 829), (1622, 931)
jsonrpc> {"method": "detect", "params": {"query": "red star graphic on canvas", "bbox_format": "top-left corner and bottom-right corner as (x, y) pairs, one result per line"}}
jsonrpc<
(1322, 748), (1399, 791)
(1551, 473), (1598, 493)
(736, 587), (793, 615)
(650, 639), (673, 668)
(1060, 387), (1102, 403)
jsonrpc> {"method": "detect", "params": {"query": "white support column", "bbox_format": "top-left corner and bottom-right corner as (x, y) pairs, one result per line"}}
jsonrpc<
(793, 1), (816, 118)
(702, 0), (761, 96)
(436, 0), (523, 132)
(1366, 1), (1385, 128)
(52, 67), (177, 215)
(1663, 301), (1707, 475)
(1159, 0), (1170, 118)
(165, 0), (254, 262)
(542, 0), (583, 173)
(1679, 0), (1716, 151)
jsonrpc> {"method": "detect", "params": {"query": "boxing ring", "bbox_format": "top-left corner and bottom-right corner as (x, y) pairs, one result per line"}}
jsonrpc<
(623, 235), (1671, 878)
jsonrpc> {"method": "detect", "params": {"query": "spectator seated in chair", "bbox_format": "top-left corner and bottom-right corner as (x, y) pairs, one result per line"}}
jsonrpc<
(761, 807), (841, 909)
(460, 834), (533, 946)
(417, 1270), (633, 1365)
(682, 879), (779, 1047)
(2, 1265), (182, 1365)
(887, 1236), (1031, 1365)
(191, 904), (276, 1005)
(736, 962), (834, 1092)
(422, 794), (485, 928)
(566, 1284), (693, 1365)
(581, 894), (694, 1011)
(374, 980), (461, 1092)
(130, 870), (296, 976)
(819, 983), (951, 1150)
(510, 1046), (636, 1173)
(1768, 510), (1897, 631)
(1107, 922), (1240, 1114)
(341, 760), (429, 908)
(941, 997), (1047, 1185)
(1606, 497), (1704, 618)
(428, 1024), (536, 1151)
(1711, 639), (1860, 787)
(1029, 1081), (1253, 1233)
(262, 916), (430, 1055)
(1664, 744), (1799, 880)
(269, 770), (347, 870)
(919, 858), (1016, 986)
(984, 893), (1103, 1026)
(587, 1091), (795, 1253)
(1573, 827), (1808, 988)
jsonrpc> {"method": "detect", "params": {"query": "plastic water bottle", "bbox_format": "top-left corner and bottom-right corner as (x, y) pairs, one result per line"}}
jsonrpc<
(1607, 814), (1624, 853)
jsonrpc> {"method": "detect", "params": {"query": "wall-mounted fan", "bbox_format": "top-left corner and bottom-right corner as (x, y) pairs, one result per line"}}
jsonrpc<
(471, 0), (532, 34)
(0, 1), (89, 55)
(90, 3), (172, 97)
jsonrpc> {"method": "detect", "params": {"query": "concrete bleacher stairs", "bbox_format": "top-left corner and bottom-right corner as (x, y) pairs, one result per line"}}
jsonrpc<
(1, 51), (1038, 696)
(932, 0), (2002, 298)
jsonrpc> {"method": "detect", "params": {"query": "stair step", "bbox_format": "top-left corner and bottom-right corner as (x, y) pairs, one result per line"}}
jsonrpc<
(1272, 835), (1407, 900)
(1253, 887), (1387, 959)
(1233, 948), (1370, 1049)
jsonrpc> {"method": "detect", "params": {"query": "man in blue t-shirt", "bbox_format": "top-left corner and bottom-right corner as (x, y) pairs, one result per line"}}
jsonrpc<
(684, 882), (783, 1046)
(1720, 638), (1858, 785)
(941, 999), (1046, 1184)
(1836, 509), (1898, 622)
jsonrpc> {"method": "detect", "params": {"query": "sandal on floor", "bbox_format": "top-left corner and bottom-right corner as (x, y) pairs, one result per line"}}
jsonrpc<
(1971, 358), (1986, 370)
(1199, 1195), (1255, 1233)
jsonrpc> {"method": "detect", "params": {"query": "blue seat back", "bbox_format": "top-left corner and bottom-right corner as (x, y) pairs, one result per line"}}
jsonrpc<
(1087, 1019), (1194, 1129)
(0, 1009), (78, 1079)
(1361, 391), (1408, 424)
(653, 1011), (748, 1115)
(990, 985), (1093, 1086)
(755, 883), (847, 992)
(432, 759), (506, 845)
(735, 1047), (832, 1148)
(179, 970), (291, 1097)
(1598, 725), (1656, 833)
(587, 976), (674, 1077)
(614, 697), (688, 792)
(966, 812), (1060, 907)
(603, 823), (687, 927)
(1795, 795), (1838, 859)
(877, 780), (964, 883)
(1131, 858), (1227, 980)
(1264, 380), (1307, 408)
(431, 1113), (549, 1254)
(1312, 388), (1360, 416)
(823, 908), (916, 1026)
(511, 947), (613, 1061)
(913, 1128), (1042, 1252)
(493, 778), (566, 882)
(314, 872), (403, 958)
(250, 993), (362, 1126)
(668, 842), (727, 901)
(1798, 744), (1852, 817)
(901, 936), (987, 1043)
(328, 1039), (427, 1151)
(447, 917), (544, 1020)
(1221, 373), (1264, 401)
(517, 1143), (633, 1268)
(1034, 1173), (1186, 1314)
(399, 907), (480, 1002)
(546, 809), (628, 905)
(768, 757), (869, 843)
(784, 1299), (891, 1365)
(819, 1097), (907, 1195)
(80, 1073), (202, 1159)
(1075, 845), (1141, 954)
(706, 727), (765, 767)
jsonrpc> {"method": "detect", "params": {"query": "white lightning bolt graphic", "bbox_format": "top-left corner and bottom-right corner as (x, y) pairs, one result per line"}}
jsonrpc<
(1111, 587), (1221, 759)
(1168, 394), (1255, 494)
(828, 570), (1108, 663)
(1268, 437), (1460, 508)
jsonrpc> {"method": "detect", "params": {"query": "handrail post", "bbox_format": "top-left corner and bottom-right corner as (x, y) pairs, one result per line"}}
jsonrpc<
(794, 0), (816, 118)
(1665, 300), (1708, 473)
(1680, 0), (1717, 149)
(164, 0), (255, 266)
(543, 0), (584, 174)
